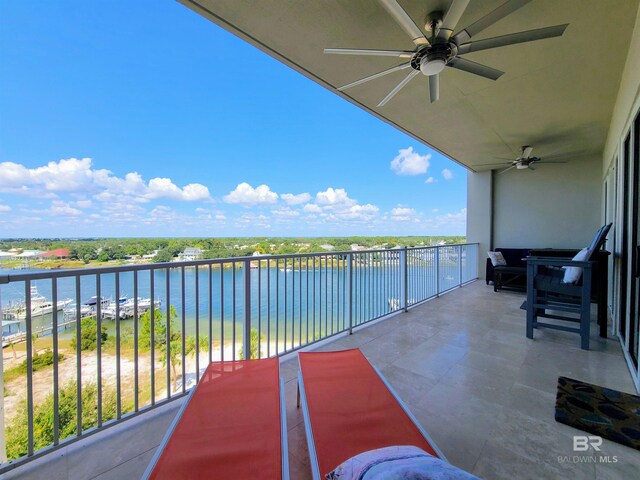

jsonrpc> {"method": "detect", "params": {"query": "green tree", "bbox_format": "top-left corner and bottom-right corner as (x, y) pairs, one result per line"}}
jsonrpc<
(6, 381), (121, 460)
(139, 307), (208, 387)
(70, 244), (98, 263)
(139, 306), (179, 350)
(70, 317), (108, 351)
(153, 248), (175, 263)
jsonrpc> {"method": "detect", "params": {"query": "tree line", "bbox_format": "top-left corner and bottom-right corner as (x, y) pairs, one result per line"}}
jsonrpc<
(0, 236), (466, 264)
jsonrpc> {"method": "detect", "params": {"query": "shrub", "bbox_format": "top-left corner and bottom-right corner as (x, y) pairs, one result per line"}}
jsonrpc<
(5, 350), (65, 382)
(70, 317), (108, 351)
(5, 381), (122, 460)
(239, 328), (264, 360)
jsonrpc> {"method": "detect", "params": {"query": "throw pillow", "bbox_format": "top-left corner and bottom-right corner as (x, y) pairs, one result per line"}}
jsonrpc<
(487, 251), (507, 267)
(563, 247), (589, 284)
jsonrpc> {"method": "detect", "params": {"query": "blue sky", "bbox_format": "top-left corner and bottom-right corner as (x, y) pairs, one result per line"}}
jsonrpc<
(0, 1), (467, 238)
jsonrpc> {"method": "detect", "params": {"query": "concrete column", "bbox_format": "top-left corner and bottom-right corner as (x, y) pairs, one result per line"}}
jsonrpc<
(467, 170), (493, 280)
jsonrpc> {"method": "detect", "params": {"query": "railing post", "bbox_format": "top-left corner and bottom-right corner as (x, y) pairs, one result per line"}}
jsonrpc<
(435, 247), (440, 296)
(243, 259), (251, 360)
(348, 253), (353, 334)
(401, 246), (408, 312)
(0, 291), (6, 462)
(458, 245), (463, 286)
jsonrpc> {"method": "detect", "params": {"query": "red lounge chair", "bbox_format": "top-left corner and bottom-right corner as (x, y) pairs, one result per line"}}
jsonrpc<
(298, 348), (445, 479)
(143, 357), (289, 479)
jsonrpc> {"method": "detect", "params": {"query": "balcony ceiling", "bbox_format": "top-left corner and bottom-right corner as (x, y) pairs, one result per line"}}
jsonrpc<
(180, 0), (640, 171)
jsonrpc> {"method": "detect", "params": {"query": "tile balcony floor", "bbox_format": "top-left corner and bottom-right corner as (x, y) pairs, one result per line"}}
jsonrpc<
(7, 280), (640, 479)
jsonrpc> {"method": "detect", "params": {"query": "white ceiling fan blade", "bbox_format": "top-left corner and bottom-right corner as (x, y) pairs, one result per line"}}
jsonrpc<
(338, 63), (411, 91)
(428, 74), (439, 103)
(522, 146), (533, 158)
(453, 0), (532, 44)
(377, 69), (420, 107)
(437, 0), (470, 41)
(447, 57), (504, 80)
(498, 164), (517, 174)
(457, 24), (568, 54)
(476, 161), (513, 166)
(324, 48), (414, 58)
(378, 0), (429, 46)
(537, 160), (568, 164)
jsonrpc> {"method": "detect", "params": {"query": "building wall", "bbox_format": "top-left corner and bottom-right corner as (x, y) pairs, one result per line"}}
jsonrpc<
(466, 171), (492, 279)
(493, 153), (602, 249)
(603, 4), (640, 174)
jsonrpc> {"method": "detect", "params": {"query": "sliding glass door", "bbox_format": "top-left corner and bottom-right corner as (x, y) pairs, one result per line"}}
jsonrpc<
(618, 110), (640, 390)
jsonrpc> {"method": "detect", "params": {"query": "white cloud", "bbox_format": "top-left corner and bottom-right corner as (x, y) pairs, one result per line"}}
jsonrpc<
(272, 208), (300, 218)
(49, 200), (82, 216)
(74, 200), (93, 208)
(423, 208), (466, 232)
(94, 171), (147, 196)
(0, 158), (212, 203)
(0, 158), (96, 192)
(326, 204), (379, 222)
(281, 192), (311, 205)
(390, 147), (430, 176)
(315, 188), (356, 207)
(390, 207), (417, 222)
(303, 203), (322, 213)
(441, 168), (453, 180)
(0, 204), (11, 212)
(0, 162), (31, 187)
(236, 212), (271, 229)
(432, 208), (439, 212)
(224, 183), (278, 206)
(425, 177), (435, 184)
(146, 178), (210, 201)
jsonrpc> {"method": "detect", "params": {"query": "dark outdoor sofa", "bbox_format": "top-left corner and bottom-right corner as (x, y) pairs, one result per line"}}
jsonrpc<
(486, 248), (531, 292)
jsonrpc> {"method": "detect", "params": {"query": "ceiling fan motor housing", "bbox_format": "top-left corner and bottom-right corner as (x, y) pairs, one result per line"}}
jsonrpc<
(412, 43), (454, 76)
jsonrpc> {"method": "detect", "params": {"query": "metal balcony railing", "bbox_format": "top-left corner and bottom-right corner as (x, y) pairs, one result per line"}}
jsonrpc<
(0, 243), (478, 472)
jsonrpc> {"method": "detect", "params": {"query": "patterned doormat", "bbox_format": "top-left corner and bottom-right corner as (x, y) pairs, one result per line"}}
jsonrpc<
(555, 376), (640, 450)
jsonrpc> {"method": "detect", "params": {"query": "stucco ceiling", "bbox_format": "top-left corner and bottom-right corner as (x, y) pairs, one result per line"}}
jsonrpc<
(179, 0), (639, 171)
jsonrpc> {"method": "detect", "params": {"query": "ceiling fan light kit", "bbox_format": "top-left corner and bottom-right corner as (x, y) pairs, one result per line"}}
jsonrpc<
(325, 0), (569, 104)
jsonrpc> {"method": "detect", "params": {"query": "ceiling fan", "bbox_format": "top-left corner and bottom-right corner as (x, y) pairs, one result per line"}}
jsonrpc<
(325, 0), (568, 105)
(478, 145), (569, 173)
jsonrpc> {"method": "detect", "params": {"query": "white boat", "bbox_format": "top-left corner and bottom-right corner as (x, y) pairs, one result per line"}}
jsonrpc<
(106, 297), (160, 319)
(5, 286), (72, 320)
(98, 296), (129, 319)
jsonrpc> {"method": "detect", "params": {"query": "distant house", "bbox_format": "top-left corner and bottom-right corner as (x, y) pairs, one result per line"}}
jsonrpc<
(39, 248), (71, 259)
(15, 250), (44, 258)
(178, 247), (203, 261)
(0, 251), (14, 261)
(319, 244), (335, 251)
(350, 244), (366, 251)
(142, 249), (159, 260)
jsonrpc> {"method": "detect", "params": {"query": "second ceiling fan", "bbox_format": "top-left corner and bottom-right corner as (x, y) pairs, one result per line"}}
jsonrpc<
(325, 0), (568, 105)
(478, 145), (569, 173)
